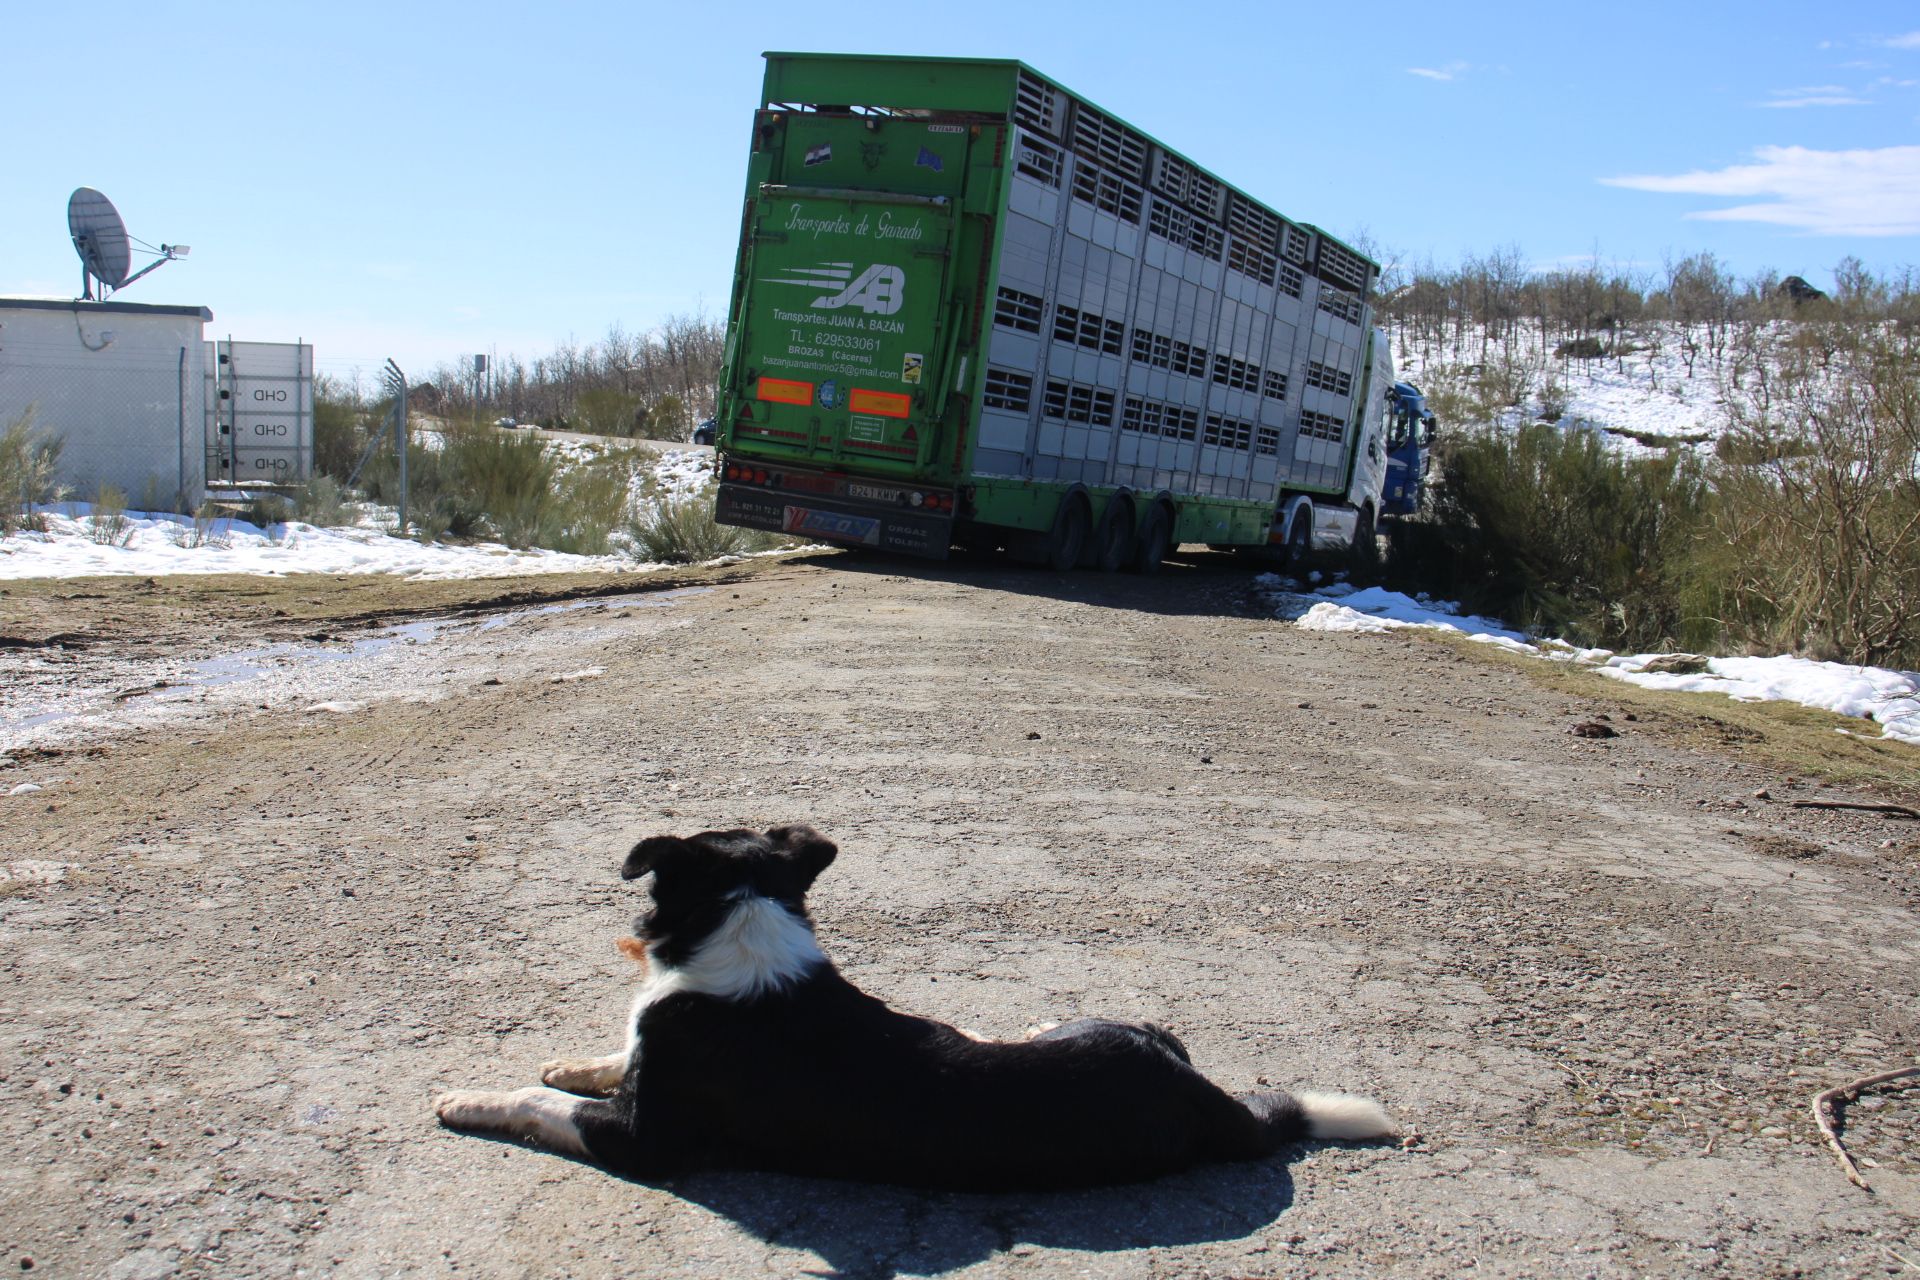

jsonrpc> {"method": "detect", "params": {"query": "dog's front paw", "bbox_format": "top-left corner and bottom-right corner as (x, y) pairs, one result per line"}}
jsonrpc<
(436, 1088), (512, 1131)
(539, 1054), (625, 1096)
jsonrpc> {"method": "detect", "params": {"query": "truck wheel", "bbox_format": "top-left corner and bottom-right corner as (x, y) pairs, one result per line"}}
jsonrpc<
(1284, 510), (1310, 569)
(1131, 505), (1172, 575)
(1045, 496), (1090, 573)
(1348, 503), (1378, 572)
(1090, 499), (1134, 573)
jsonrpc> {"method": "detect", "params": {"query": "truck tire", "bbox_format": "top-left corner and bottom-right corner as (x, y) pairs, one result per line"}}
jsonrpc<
(1090, 498), (1134, 573)
(1284, 509), (1310, 570)
(1045, 496), (1090, 573)
(1348, 503), (1378, 572)
(1132, 505), (1173, 575)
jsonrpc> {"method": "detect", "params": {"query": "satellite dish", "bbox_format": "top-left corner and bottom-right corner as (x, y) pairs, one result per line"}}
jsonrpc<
(69, 188), (133, 294)
(66, 186), (189, 300)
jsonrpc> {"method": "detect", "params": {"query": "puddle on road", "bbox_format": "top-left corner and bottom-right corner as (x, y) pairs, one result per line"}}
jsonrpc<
(8, 588), (706, 737)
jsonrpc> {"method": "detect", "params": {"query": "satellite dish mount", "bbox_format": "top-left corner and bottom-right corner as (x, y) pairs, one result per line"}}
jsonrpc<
(67, 187), (190, 300)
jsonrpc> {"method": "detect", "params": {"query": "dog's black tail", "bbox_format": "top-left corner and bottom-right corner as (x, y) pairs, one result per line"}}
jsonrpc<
(1243, 1090), (1398, 1152)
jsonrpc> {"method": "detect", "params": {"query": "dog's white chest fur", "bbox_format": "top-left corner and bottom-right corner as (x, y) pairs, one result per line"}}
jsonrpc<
(624, 892), (826, 1060)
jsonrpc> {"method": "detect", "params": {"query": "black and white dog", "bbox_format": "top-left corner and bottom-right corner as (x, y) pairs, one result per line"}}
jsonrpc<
(435, 824), (1396, 1190)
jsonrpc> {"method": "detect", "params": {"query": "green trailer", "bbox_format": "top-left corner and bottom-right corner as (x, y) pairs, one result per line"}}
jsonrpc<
(714, 53), (1399, 570)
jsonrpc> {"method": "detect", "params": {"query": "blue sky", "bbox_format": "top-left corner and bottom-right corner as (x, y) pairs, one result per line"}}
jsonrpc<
(6, 1), (1918, 384)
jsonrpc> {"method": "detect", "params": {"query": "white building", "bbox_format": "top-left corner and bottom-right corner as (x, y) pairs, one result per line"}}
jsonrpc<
(0, 297), (213, 512)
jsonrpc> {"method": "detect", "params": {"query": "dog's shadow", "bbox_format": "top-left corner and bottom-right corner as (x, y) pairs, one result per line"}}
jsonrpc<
(650, 1154), (1301, 1279)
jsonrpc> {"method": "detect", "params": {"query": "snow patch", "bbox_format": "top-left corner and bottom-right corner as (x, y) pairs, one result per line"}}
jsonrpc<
(0, 449), (718, 582)
(1265, 577), (1920, 747)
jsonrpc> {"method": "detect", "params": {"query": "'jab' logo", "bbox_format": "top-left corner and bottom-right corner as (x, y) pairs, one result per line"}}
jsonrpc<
(763, 262), (905, 316)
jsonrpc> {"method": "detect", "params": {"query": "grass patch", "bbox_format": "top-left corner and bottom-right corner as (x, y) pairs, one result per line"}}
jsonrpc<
(627, 487), (794, 563)
(169, 502), (234, 550)
(87, 484), (136, 547)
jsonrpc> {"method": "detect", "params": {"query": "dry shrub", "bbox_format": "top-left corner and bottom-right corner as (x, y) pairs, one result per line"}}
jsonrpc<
(1, 409), (64, 534)
(1706, 324), (1920, 667)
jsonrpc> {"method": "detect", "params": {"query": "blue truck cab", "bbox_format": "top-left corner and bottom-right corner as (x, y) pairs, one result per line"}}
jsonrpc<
(1381, 381), (1435, 518)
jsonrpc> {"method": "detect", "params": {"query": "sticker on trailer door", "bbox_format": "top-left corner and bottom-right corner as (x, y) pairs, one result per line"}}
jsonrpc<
(763, 262), (906, 315)
(784, 505), (880, 545)
(754, 201), (945, 393)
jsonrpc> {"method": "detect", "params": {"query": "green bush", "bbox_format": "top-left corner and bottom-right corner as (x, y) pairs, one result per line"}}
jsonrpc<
(541, 458), (632, 555)
(1554, 336), (1609, 360)
(242, 494), (292, 529)
(642, 394), (687, 441)
(360, 424), (631, 552)
(0, 409), (64, 535)
(627, 487), (791, 563)
(1393, 422), (1714, 653)
(291, 475), (352, 527)
(574, 387), (646, 438)
(313, 380), (377, 482)
(445, 425), (559, 546)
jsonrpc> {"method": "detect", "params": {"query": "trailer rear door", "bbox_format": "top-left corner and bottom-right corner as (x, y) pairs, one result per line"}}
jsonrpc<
(729, 117), (971, 479)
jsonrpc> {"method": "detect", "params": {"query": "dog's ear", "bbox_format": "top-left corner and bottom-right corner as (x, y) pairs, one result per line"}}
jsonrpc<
(767, 824), (837, 884)
(622, 835), (693, 881)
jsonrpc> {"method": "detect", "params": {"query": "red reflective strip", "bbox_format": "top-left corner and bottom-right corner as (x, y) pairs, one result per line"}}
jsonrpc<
(756, 378), (814, 406)
(849, 388), (911, 419)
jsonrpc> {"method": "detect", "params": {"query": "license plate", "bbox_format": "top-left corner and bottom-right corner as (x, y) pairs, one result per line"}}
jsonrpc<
(784, 505), (880, 545)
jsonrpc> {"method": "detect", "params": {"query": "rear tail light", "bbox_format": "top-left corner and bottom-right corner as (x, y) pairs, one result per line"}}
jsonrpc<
(756, 378), (814, 406)
(848, 388), (911, 418)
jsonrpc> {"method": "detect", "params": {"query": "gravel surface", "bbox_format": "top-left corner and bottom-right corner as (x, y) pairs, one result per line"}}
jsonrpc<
(2, 551), (1917, 1278)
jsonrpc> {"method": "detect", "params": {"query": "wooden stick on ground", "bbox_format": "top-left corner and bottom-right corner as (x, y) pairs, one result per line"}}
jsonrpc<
(1789, 799), (1920, 819)
(1811, 1064), (1920, 1191)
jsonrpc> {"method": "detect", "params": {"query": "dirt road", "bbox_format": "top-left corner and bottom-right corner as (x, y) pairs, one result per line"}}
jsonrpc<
(3, 552), (1917, 1278)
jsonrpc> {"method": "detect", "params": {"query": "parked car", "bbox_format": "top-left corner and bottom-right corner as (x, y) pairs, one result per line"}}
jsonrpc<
(692, 418), (716, 446)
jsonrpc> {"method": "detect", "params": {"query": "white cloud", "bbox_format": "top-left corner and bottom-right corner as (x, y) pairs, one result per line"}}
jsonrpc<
(1883, 31), (1920, 49)
(1601, 145), (1920, 235)
(1760, 95), (1868, 108)
(1407, 61), (1470, 82)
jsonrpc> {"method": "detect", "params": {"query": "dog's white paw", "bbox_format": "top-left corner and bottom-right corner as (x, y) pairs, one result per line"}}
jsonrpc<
(435, 1086), (591, 1156)
(436, 1088), (512, 1131)
(539, 1054), (625, 1096)
(1024, 1021), (1060, 1040)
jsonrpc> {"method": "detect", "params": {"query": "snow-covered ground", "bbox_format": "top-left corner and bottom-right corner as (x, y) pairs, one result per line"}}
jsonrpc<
(1260, 576), (1920, 748)
(0, 448), (717, 582)
(1389, 322), (1741, 448)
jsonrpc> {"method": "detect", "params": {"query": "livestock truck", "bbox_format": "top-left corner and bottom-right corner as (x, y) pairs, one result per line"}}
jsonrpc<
(713, 52), (1429, 570)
